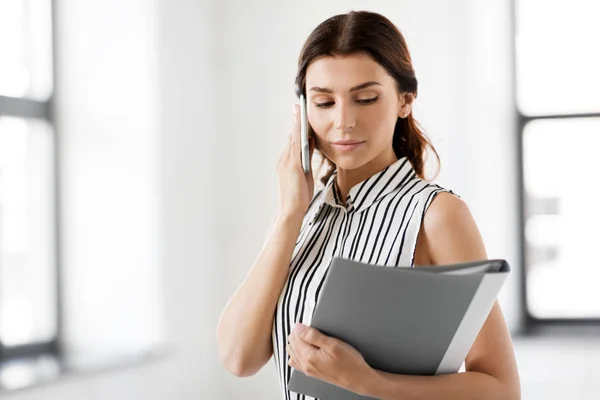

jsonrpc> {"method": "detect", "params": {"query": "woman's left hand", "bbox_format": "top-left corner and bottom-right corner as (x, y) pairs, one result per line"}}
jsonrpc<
(287, 323), (377, 396)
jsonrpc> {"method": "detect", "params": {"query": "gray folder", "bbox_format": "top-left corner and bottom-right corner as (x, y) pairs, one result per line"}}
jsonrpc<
(287, 257), (510, 400)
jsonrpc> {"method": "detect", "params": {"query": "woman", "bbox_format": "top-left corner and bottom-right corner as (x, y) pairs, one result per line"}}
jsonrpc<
(217, 10), (521, 400)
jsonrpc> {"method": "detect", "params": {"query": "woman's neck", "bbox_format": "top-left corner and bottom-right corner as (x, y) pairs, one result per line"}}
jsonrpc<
(335, 147), (398, 204)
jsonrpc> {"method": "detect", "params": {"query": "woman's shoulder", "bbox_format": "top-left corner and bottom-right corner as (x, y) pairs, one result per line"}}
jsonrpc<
(418, 186), (487, 265)
(407, 177), (462, 213)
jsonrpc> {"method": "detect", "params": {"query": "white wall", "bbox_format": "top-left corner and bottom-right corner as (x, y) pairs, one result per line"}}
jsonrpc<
(53, 0), (163, 357)
(4, 0), (520, 399)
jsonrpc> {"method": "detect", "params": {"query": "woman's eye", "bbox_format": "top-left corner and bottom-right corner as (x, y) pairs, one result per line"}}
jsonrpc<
(357, 96), (378, 104)
(314, 101), (335, 108)
(314, 96), (378, 108)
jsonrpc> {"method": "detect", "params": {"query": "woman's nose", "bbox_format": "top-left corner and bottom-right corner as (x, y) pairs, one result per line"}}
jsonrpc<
(335, 104), (356, 132)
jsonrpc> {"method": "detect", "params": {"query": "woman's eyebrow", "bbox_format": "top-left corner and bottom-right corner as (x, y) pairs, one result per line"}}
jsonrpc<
(308, 81), (381, 94)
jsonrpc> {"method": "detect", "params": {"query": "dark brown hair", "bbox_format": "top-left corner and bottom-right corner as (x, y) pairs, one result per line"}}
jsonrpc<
(295, 10), (440, 188)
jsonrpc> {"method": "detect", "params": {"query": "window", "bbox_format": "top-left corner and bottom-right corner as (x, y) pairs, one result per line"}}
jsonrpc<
(515, 0), (600, 323)
(0, 0), (59, 371)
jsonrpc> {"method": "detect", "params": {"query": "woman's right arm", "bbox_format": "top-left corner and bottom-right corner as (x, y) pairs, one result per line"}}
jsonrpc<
(216, 210), (303, 377)
(217, 103), (316, 377)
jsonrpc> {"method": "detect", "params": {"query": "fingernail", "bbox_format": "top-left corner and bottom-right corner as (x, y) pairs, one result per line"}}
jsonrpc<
(295, 323), (306, 333)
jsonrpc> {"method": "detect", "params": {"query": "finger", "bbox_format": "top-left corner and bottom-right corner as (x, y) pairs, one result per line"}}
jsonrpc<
(288, 357), (297, 368)
(287, 342), (299, 367)
(289, 331), (298, 350)
(290, 328), (319, 358)
(293, 103), (300, 132)
(289, 331), (303, 358)
(288, 353), (297, 363)
(282, 132), (292, 158)
(289, 104), (300, 157)
(294, 324), (331, 350)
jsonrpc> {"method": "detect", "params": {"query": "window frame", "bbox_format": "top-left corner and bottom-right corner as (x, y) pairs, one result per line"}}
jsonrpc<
(0, 0), (62, 364)
(512, 0), (600, 330)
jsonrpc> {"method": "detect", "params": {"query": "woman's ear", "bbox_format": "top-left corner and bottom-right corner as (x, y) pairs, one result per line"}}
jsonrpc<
(397, 92), (415, 118)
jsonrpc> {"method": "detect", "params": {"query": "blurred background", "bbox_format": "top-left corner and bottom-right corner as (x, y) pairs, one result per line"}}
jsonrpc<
(0, 0), (599, 398)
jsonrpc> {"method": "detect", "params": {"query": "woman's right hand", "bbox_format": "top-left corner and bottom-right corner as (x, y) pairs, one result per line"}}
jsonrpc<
(277, 104), (316, 218)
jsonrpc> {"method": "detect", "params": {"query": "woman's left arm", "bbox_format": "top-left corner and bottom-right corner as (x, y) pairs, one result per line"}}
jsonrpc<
(362, 301), (520, 400)
(287, 193), (521, 400)
(361, 192), (521, 400)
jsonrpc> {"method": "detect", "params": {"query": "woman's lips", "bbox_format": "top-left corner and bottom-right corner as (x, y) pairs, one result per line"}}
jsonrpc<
(331, 141), (365, 152)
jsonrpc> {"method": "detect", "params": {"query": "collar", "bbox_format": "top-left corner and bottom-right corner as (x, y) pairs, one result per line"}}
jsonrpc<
(309, 156), (417, 224)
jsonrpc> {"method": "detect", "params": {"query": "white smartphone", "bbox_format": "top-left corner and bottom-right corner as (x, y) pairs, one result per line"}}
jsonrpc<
(299, 93), (311, 175)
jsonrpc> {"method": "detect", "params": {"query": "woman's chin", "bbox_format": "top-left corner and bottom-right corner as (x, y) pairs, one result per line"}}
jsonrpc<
(321, 146), (373, 170)
(329, 156), (370, 171)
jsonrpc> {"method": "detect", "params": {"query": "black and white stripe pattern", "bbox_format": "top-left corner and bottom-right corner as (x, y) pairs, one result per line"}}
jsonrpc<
(272, 156), (458, 400)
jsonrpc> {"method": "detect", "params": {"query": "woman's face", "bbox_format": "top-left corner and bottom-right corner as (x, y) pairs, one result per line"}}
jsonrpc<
(305, 52), (413, 170)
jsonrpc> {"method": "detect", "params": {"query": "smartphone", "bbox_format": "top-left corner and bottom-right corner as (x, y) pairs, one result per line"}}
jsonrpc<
(298, 93), (311, 175)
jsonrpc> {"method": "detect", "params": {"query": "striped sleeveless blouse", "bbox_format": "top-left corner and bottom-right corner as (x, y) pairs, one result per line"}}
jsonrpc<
(271, 156), (459, 400)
